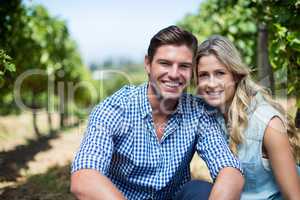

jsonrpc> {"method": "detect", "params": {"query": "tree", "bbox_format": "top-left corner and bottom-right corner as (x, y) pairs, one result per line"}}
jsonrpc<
(0, 1), (95, 135)
(0, 50), (15, 87)
(178, 0), (300, 127)
(0, 0), (23, 115)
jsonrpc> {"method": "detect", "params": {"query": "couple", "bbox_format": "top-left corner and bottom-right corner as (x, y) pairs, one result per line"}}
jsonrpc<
(70, 26), (300, 200)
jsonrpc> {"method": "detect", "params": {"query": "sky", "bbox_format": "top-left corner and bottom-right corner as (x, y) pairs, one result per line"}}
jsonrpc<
(29, 0), (202, 65)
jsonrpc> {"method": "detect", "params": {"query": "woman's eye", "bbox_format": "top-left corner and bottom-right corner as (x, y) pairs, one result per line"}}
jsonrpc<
(198, 73), (208, 79)
(216, 71), (225, 76)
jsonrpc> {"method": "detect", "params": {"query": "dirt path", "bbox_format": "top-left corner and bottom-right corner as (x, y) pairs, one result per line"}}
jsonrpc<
(23, 128), (84, 177)
(0, 124), (85, 193)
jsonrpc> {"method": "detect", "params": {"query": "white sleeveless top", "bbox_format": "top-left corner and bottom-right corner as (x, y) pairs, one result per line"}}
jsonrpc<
(216, 93), (300, 200)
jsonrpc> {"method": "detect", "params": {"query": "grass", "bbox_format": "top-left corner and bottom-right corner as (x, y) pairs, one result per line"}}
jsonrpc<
(0, 112), (82, 200)
(1, 165), (75, 200)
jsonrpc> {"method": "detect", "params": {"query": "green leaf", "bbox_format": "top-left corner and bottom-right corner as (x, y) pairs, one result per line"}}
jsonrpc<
(296, 99), (300, 108)
(40, 52), (49, 64)
(229, 26), (238, 34)
(0, 77), (4, 88)
(5, 63), (16, 72)
(290, 43), (300, 52)
(288, 85), (294, 95)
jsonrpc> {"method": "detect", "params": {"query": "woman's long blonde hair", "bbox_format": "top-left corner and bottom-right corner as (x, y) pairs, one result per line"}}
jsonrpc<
(196, 35), (300, 163)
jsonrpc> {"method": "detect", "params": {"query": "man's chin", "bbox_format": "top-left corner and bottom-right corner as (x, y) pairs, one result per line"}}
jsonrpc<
(161, 92), (181, 100)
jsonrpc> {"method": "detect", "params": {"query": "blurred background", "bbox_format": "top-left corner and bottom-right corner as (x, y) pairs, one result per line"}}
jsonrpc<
(0, 0), (299, 199)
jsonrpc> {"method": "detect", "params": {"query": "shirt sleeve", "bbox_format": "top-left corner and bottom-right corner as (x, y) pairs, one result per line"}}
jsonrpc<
(196, 113), (243, 181)
(71, 103), (122, 175)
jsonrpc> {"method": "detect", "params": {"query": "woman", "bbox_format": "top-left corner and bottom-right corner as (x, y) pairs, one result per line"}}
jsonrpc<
(196, 35), (300, 199)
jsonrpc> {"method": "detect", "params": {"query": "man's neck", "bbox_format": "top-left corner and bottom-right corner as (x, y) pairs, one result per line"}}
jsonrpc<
(147, 93), (179, 117)
(147, 87), (180, 141)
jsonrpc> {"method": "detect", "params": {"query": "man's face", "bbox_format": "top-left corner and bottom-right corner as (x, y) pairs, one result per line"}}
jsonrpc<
(145, 44), (193, 100)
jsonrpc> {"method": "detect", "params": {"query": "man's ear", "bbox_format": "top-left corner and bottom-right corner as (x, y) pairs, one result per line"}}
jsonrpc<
(144, 55), (151, 75)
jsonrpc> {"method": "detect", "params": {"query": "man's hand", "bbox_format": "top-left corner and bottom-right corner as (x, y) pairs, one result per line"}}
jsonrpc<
(209, 167), (244, 200)
(71, 169), (126, 200)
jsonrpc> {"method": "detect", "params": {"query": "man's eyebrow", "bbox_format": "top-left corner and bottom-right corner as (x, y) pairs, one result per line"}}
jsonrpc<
(155, 59), (193, 65)
(180, 62), (193, 66)
(156, 58), (170, 62)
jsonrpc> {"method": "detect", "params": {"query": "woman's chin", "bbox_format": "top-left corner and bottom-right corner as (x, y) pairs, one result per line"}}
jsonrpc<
(205, 99), (223, 109)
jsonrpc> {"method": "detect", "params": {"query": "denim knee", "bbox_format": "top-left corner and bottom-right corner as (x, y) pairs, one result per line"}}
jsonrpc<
(174, 180), (213, 200)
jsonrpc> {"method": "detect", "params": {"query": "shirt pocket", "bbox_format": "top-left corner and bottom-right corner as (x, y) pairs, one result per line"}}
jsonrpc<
(111, 144), (135, 177)
(111, 124), (135, 177)
(242, 162), (257, 191)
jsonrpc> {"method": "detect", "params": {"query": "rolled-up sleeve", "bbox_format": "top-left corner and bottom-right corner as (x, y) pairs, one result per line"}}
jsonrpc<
(196, 114), (243, 180)
(71, 104), (120, 175)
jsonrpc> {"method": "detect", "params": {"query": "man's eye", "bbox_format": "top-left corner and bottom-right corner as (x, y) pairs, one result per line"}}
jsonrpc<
(160, 62), (169, 66)
(180, 64), (191, 69)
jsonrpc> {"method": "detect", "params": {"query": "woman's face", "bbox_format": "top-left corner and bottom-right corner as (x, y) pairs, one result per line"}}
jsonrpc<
(196, 54), (236, 111)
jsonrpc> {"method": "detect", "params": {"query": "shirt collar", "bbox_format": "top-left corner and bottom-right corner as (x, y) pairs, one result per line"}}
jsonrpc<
(202, 101), (219, 116)
(245, 91), (261, 114)
(139, 82), (184, 118)
(139, 82), (152, 118)
(176, 97), (184, 115)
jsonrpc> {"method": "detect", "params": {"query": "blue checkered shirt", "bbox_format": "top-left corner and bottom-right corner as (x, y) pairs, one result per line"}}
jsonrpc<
(72, 83), (242, 200)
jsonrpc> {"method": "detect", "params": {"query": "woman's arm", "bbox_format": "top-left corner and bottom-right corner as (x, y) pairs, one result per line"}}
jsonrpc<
(209, 167), (244, 200)
(263, 117), (300, 200)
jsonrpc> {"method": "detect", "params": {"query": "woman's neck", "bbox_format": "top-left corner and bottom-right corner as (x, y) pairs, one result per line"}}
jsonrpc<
(219, 104), (230, 124)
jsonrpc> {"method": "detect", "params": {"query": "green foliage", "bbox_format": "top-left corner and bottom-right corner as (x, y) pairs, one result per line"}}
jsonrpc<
(0, 1), (148, 120)
(178, 0), (300, 106)
(0, 1), (96, 119)
(178, 0), (257, 67)
(259, 1), (300, 107)
(0, 49), (15, 87)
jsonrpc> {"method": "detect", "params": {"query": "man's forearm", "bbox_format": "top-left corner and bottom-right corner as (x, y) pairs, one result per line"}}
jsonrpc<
(209, 167), (244, 200)
(71, 169), (126, 200)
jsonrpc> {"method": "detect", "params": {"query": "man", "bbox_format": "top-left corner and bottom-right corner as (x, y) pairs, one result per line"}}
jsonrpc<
(71, 25), (244, 200)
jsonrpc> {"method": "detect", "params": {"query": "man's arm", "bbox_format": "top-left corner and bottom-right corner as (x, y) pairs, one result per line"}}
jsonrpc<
(209, 167), (244, 200)
(70, 98), (127, 199)
(71, 169), (126, 200)
(196, 114), (244, 200)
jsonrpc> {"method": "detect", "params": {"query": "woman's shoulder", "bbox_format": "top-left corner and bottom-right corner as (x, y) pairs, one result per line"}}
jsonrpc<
(249, 93), (282, 121)
(245, 93), (283, 140)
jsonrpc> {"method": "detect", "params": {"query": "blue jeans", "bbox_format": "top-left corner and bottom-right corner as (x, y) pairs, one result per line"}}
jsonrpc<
(174, 180), (213, 200)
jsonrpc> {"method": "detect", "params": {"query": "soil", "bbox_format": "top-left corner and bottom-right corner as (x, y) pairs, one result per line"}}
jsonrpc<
(0, 124), (84, 200)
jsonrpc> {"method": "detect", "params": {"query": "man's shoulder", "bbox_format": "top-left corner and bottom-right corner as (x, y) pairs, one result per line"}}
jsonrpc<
(89, 84), (141, 121)
(180, 93), (217, 116)
(181, 93), (203, 105)
(104, 84), (139, 106)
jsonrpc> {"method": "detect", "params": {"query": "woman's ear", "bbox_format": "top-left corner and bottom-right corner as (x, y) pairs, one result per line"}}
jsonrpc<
(233, 74), (241, 84)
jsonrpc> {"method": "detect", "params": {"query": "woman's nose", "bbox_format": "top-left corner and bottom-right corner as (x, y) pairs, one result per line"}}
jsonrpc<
(207, 76), (218, 88)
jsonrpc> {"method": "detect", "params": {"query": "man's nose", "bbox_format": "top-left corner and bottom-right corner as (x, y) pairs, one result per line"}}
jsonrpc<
(168, 65), (179, 79)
